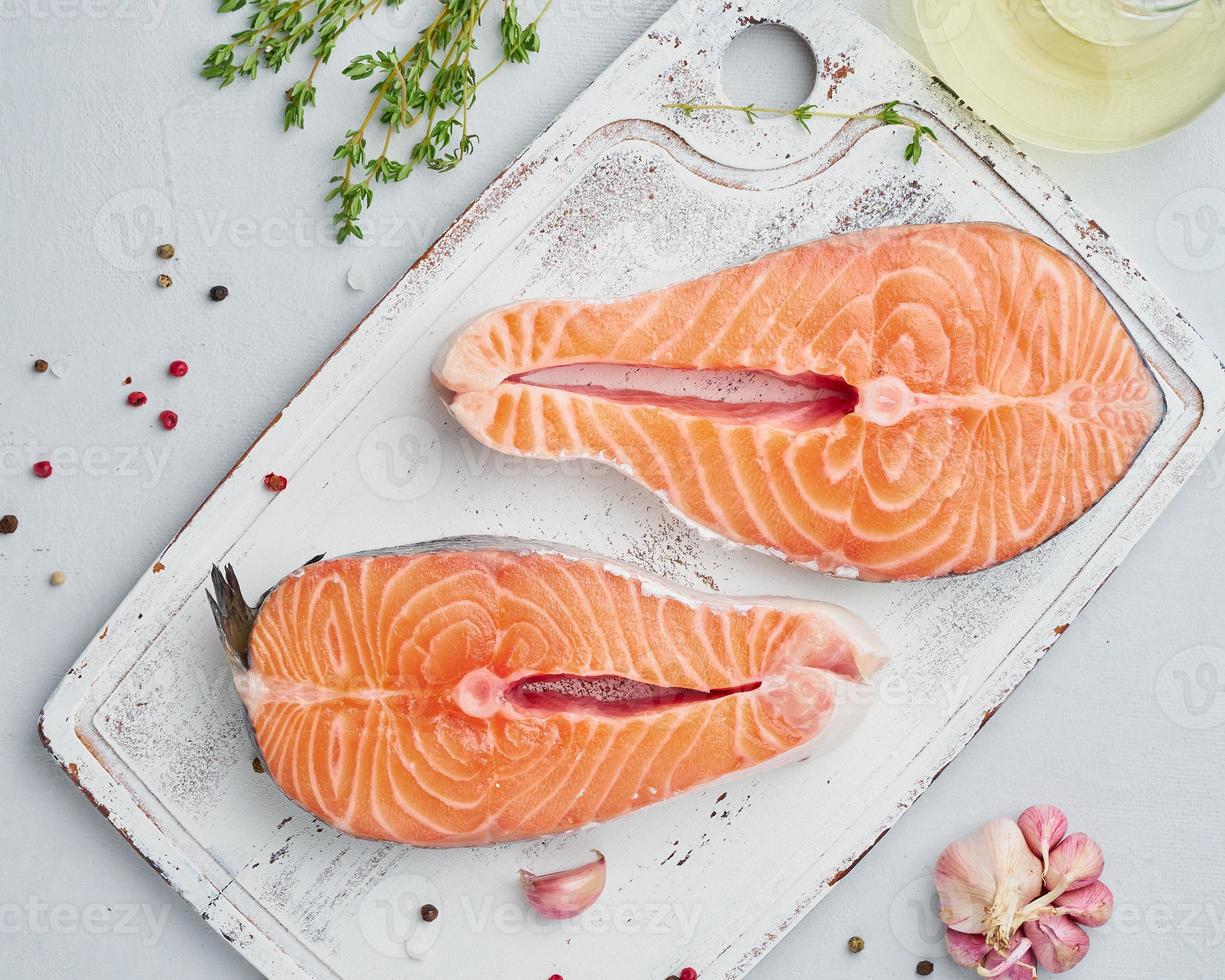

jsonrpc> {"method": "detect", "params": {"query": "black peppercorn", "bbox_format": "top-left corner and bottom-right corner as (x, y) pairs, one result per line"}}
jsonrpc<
(209, 285), (229, 302)
(33, 359), (49, 373)
(419, 903), (438, 922)
(917, 961), (934, 976)
(0, 515), (17, 534)
(156, 243), (175, 259)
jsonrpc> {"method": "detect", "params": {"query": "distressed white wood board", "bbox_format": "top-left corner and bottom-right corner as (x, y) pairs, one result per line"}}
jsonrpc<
(39, 1), (1225, 978)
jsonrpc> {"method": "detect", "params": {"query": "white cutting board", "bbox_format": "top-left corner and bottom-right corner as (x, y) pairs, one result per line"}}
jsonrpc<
(40, 1), (1225, 977)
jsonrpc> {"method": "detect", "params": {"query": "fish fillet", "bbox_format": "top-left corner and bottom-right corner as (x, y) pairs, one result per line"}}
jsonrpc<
(208, 539), (884, 846)
(436, 223), (1164, 581)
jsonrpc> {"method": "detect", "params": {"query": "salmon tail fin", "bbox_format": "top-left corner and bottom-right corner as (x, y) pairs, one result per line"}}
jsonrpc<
(207, 563), (256, 673)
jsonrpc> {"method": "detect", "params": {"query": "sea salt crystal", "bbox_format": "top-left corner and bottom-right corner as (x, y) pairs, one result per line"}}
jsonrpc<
(50, 358), (70, 378)
(346, 266), (366, 291)
(834, 565), (860, 579)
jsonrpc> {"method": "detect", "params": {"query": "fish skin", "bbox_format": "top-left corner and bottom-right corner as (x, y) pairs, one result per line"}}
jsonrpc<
(436, 224), (1165, 582)
(209, 538), (884, 847)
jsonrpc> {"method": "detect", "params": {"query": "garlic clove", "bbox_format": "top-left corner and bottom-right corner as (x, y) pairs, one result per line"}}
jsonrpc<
(1054, 880), (1114, 928)
(1023, 910), (1090, 973)
(978, 939), (1038, 980)
(1045, 832), (1104, 894)
(1017, 805), (1068, 873)
(518, 850), (606, 920)
(936, 819), (1043, 941)
(946, 928), (990, 968)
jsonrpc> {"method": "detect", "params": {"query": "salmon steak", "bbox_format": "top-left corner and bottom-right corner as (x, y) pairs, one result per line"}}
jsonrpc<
(436, 223), (1165, 581)
(207, 539), (884, 847)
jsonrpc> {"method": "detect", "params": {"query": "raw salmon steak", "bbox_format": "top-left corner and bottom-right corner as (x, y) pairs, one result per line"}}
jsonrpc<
(207, 539), (884, 847)
(436, 223), (1164, 581)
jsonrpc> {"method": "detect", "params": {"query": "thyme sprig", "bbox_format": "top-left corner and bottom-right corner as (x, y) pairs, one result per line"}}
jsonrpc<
(662, 99), (937, 164)
(203, 0), (548, 242)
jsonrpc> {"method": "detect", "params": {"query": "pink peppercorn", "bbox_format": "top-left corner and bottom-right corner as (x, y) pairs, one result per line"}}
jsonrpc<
(679, 969), (698, 980)
(168, 360), (189, 377)
(33, 460), (53, 478)
(159, 410), (179, 430)
(128, 390), (148, 407)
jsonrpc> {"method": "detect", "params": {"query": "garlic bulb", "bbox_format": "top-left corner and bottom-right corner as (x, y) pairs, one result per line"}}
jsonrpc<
(937, 807), (1111, 977)
(936, 819), (1043, 946)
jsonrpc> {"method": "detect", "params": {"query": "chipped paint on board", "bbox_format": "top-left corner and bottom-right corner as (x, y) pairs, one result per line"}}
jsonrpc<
(39, 1), (1225, 979)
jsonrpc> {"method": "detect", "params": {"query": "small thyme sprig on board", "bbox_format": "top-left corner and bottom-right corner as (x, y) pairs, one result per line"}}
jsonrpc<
(203, 0), (549, 242)
(661, 99), (937, 164)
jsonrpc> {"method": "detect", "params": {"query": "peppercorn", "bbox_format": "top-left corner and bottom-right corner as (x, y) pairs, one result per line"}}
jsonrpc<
(32, 460), (52, 478)
(156, 243), (175, 259)
(263, 472), (288, 492)
(50, 571), (66, 587)
(159, 410), (179, 430)
(916, 962), (934, 976)
(168, 359), (189, 377)
(848, 936), (865, 954)
(0, 515), (17, 534)
(157, 274), (173, 289)
(252, 757), (265, 774)
(209, 285), (229, 302)
(546, 975), (562, 980)
(33, 358), (49, 373)
(420, 904), (438, 922)
(127, 391), (148, 407)
(678, 969), (698, 980)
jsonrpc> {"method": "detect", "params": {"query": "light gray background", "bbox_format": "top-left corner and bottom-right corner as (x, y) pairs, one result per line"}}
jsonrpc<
(3, 1), (1224, 977)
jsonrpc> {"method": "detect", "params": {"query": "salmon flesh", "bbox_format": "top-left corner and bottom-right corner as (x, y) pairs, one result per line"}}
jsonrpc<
(436, 223), (1164, 581)
(207, 539), (885, 846)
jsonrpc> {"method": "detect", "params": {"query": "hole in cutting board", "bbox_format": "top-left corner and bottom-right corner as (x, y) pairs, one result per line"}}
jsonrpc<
(721, 23), (818, 112)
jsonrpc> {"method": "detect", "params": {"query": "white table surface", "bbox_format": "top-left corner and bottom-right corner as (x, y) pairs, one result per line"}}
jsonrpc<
(4, 2), (1224, 977)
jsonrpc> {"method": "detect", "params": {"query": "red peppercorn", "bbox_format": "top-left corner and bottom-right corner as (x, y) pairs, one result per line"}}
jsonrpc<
(128, 390), (148, 407)
(679, 969), (698, 980)
(263, 472), (288, 492)
(159, 410), (179, 430)
(547, 975), (563, 980)
(32, 460), (53, 478)
(168, 360), (189, 377)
